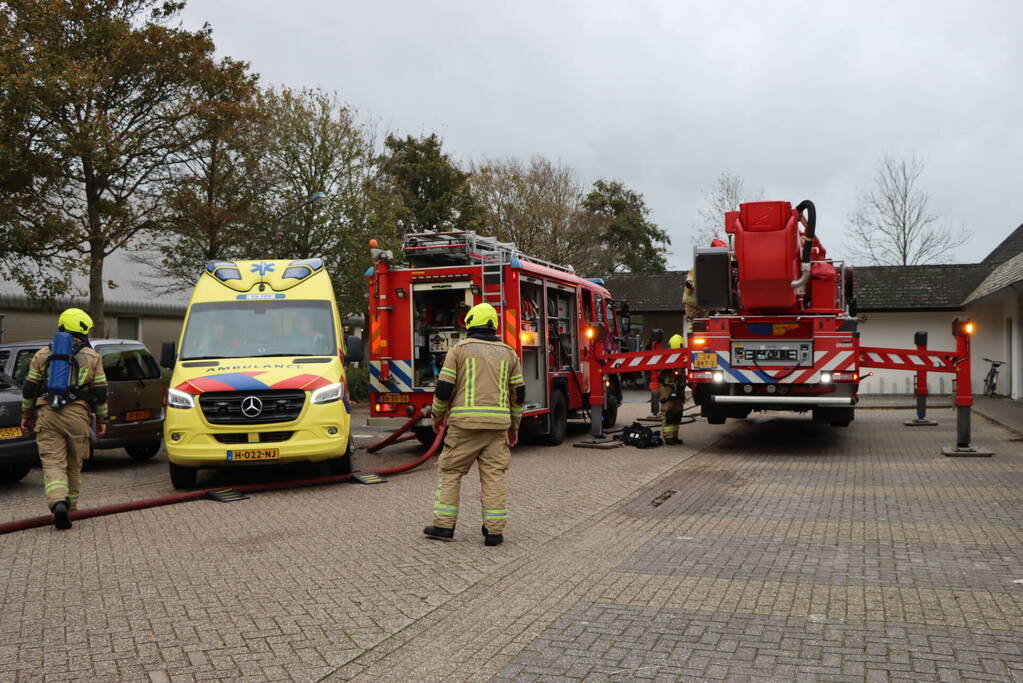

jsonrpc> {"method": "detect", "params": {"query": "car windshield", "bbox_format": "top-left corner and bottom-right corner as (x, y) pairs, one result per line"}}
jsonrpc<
(180, 300), (336, 360)
(99, 345), (161, 381)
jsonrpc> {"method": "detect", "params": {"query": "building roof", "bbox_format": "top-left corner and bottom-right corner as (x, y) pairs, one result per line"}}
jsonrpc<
(0, 249), (188, 317)
(963, 250), (1023, 305)
(855, 264), (992, 311)
(983, 224), (1023, 265)
(602, 271), (688, 312)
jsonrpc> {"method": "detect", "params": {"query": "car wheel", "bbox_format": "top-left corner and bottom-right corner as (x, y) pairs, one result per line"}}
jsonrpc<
(0, 463), (32, 483)
(542, 390), (568, 446)
(169, 461), (198, 489)
(126, 439), (161, 461)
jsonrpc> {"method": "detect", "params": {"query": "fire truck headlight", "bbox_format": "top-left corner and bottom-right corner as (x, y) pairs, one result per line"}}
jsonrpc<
(311, 382), (343, 404)
(821, 372), (832, 384)
(712, 371), (724, 383)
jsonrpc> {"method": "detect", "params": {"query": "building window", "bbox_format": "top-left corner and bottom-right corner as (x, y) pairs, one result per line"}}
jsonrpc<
(117, 316), (141, 341)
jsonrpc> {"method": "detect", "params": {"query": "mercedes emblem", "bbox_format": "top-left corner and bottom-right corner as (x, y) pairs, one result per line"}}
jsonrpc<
(240, 395), (263, 418)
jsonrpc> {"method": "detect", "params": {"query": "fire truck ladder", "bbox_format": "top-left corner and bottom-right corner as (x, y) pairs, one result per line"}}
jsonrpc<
(403, 230), (576, 274)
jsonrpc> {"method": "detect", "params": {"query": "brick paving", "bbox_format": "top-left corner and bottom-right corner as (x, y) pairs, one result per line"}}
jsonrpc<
(1, 404), (1022, 681)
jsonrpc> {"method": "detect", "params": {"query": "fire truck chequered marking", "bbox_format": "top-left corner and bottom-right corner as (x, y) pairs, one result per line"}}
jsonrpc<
(369, 360), (426, 393)
(698, 350), (855, 384)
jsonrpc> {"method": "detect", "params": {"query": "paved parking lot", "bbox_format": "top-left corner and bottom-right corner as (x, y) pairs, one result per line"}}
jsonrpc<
(1, 401), (1022, 682)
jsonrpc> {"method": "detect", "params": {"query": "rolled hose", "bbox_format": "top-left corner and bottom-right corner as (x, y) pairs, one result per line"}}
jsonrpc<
(0, 422), (447, 536)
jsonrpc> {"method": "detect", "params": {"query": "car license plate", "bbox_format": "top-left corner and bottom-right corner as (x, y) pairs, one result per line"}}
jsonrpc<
(379, 393), (409, 403)
(227, 448), (279, 461)
(0, 426), (22, 440)
(693, 352), (718, 369)
(124, 410), (151, 422)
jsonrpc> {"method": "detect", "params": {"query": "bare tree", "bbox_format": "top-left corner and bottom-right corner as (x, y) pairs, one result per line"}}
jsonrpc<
(693, 172), (763, 245)
(846, 154), (970, 266)
(469, 156), (608, 275)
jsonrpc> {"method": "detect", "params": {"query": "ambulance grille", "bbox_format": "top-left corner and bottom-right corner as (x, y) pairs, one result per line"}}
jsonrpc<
(199, 390), (305, 425)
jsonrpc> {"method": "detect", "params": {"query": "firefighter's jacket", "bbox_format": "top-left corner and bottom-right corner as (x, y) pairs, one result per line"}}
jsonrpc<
(657, 368), (685, 404)
(21, 343), (108, 422)
(432, 332), (525, 430)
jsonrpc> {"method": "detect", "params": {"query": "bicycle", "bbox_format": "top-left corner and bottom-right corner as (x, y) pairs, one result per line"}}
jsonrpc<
(982, 358), (1004, 397)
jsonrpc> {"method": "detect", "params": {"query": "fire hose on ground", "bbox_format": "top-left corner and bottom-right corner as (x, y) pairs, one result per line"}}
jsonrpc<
(0, 408), (443, 536)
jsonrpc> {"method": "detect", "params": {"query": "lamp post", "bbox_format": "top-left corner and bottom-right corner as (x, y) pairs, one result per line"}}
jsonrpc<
(275, 191), (327, 225)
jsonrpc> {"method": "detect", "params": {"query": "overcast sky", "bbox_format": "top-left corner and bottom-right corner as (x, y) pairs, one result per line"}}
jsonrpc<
(179, 1), (1023, 270)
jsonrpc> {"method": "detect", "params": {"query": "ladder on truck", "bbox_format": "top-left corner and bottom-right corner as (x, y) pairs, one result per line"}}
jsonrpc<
(403, 230), (576, 274)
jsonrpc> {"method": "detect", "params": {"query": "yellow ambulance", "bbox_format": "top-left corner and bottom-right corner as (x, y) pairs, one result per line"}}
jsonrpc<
(162, 259), (357, 489)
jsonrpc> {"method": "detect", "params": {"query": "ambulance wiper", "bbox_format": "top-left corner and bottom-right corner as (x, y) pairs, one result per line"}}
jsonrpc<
(248, 353), (298, 358)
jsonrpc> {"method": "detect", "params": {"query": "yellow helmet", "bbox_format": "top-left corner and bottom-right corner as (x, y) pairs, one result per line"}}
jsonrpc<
(464, 302), (498, 330)
(668, 334), (684, 349)
(58, 308), (94, 334)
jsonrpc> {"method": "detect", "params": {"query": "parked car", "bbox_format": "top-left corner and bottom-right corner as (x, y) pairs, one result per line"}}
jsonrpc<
(0, 371), (35, 483)
(0, 339), (165, 460)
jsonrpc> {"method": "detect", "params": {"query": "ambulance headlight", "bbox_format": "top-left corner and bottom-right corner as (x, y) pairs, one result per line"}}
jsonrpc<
(311, 382), (343, 404)
(167, 388), (194, 409)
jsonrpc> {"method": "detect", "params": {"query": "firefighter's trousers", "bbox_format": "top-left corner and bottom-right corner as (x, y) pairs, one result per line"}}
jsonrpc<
(431, 424), (510, 533)
(661, 398), (685, 442)
(35, 403), (90, 511)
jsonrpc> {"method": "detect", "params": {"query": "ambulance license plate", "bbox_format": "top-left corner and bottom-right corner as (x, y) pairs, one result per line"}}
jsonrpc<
(227, 448), (279, 461)
(693, 352), (718, 369)
(125, 410), (151, 422)
(379, 393), (409, 403)
(0, 426), (22, 440)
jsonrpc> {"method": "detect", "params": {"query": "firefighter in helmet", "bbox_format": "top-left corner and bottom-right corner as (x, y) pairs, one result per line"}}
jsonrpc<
(659, 334), (686, 445)
(424, 303), (525, 546)
(19, 308), (108, 530)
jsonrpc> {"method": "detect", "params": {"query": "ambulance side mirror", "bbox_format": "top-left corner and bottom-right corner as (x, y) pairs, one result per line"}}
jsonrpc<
(344, 335), (363, 364)
(160, 341), (176, 369)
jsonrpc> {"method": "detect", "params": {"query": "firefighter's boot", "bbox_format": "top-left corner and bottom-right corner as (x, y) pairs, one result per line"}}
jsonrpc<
(423, 525), (455, 541)
(51, 498), (71, 530)
(482, 525), (504, 547)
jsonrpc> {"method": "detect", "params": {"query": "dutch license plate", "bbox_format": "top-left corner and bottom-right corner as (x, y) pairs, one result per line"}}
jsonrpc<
(227, 448), (279, 462)
(124, 410), (151, 422)
(0, 426), (22, 440)
(693, 352), (718, 369)
(380, 393), (409, 403)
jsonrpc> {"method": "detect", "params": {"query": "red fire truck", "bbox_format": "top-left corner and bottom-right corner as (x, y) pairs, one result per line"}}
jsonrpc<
(687, 200), (860, 426)
(366, 231), (625, 444)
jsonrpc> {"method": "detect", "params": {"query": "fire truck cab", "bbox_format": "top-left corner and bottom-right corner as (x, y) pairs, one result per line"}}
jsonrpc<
(367, 232), (624, 445)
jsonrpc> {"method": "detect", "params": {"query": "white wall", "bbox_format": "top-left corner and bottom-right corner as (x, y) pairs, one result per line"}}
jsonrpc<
(858, 290), (1021, 398)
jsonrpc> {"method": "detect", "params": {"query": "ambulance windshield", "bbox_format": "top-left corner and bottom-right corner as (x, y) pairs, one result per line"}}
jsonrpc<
(180, 300), (336, 360)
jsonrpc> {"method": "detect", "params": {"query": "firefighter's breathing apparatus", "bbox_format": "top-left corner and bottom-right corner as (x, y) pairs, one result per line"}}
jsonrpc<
(0, 408), (445, 535)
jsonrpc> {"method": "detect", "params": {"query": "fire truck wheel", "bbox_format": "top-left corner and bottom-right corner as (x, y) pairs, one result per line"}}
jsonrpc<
(706, 415), (727, 425)
(414, 426), (436, 448)
(542, 390), (567, 446)
(602, 397), (618, 428)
